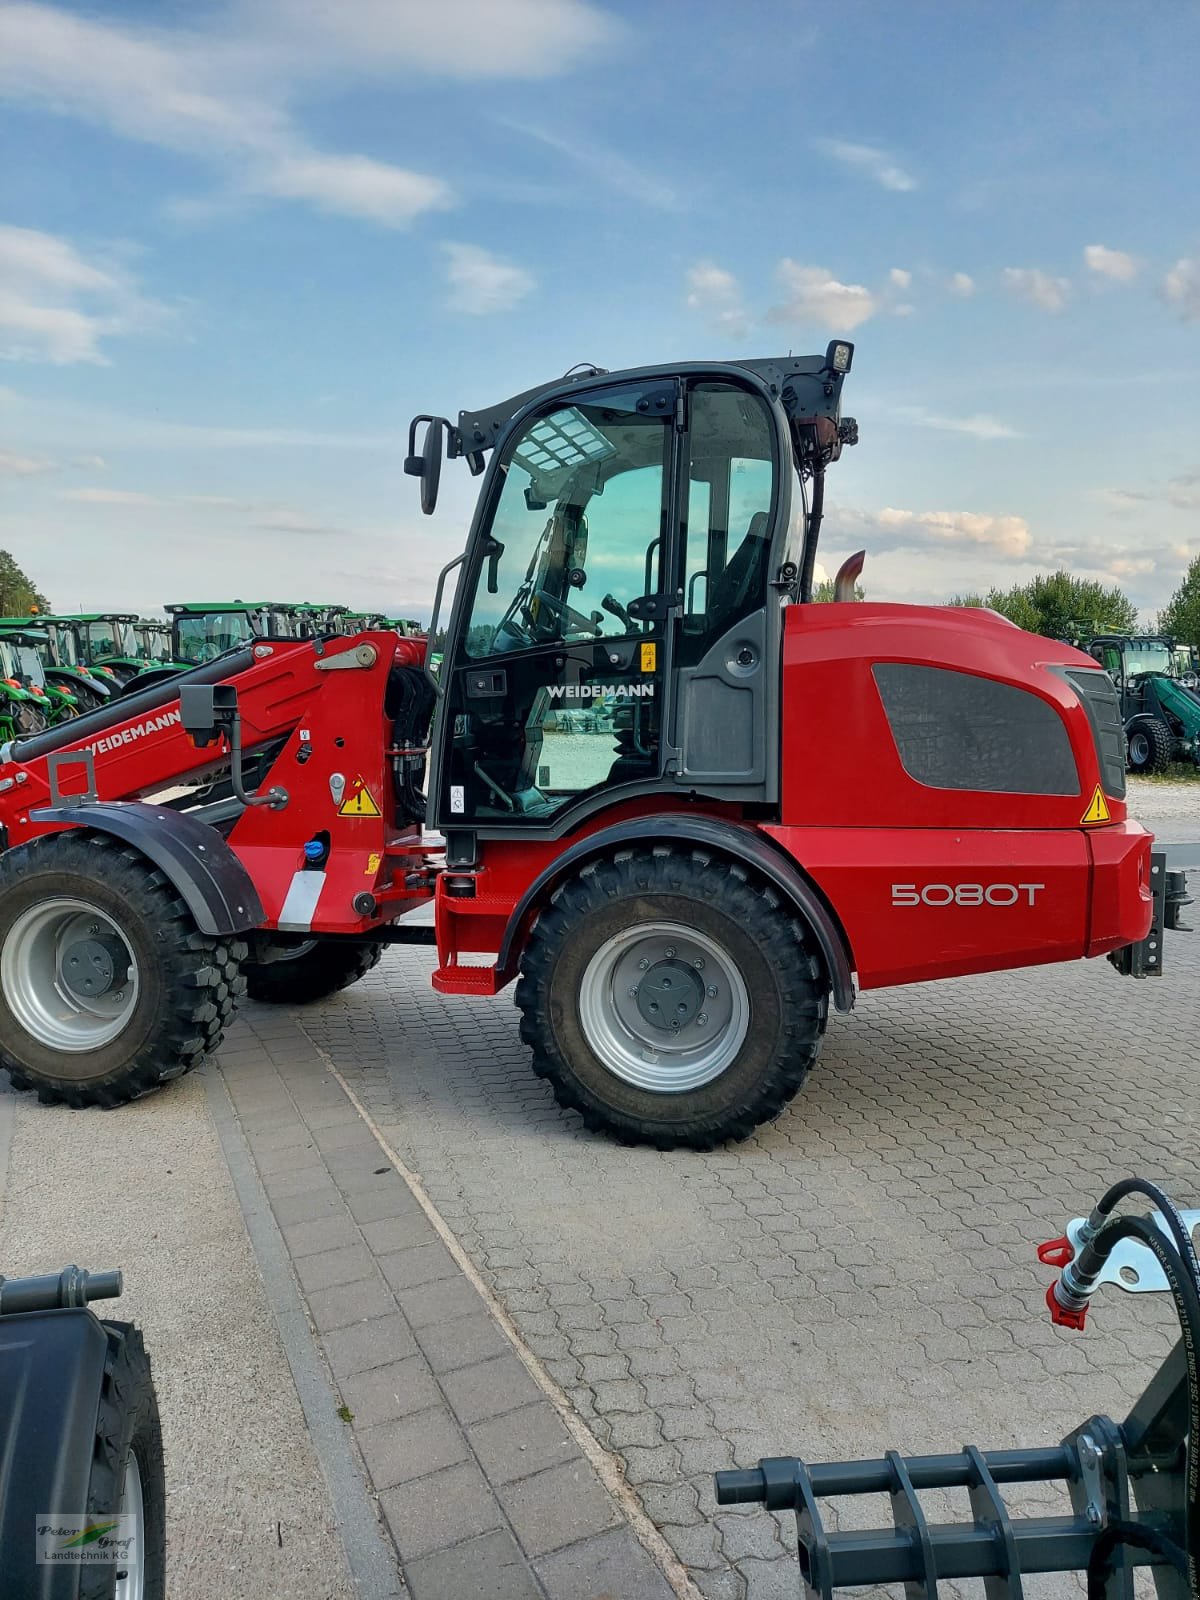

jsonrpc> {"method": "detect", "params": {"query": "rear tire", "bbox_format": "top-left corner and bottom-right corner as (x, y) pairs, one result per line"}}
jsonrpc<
(242, 939), (383, 1004)
(83, 1319), (167, 1600)
(1126, 716), (1174, 774)
(515, 846), (829, 1149)
(0, 832), (246, 1106)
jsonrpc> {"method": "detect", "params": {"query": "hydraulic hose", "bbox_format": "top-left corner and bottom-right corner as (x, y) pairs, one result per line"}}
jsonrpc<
(1070, 1205), (1200, 1600)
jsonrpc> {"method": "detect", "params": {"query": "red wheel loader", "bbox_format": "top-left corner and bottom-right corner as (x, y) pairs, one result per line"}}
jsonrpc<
(0, 343), (1193, 1147)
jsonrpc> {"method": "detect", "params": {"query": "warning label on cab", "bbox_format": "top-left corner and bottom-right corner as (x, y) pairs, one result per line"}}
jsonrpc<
(1080, 785), (1111, 824)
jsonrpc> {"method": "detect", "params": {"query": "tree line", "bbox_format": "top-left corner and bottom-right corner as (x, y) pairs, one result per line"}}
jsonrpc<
(948, 559), (1200, 649)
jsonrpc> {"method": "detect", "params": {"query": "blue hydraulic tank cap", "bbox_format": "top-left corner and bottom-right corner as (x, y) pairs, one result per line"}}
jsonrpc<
(304, 839), (326, 863)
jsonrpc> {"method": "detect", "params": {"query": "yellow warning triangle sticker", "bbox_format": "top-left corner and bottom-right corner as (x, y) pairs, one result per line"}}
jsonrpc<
(339, 777), (382, 818)
(1081, 785), (1111, 825)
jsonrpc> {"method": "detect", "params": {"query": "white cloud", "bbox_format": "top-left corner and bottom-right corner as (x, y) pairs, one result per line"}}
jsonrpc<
(890, 406), (1022, 441)
(443, 243), (535, 315)
(769, 261), (877, 331)
(1083, 243), (1137, 282)
(0, 225), (171, 366)
(948, 272), (976, 298)
(874, 506), (1032, 558)
(685, 261), (749, 337)
(889, 267), (912, 289)
(1003, 266), (1071, 313)
(60, 487), (158, 505)
(1162, 258), (1200, 322)
(0, 448), (53, 475)
(0, 3), (453, 229)
(257, 152), (450, 227)
(242, 0), (617, 82)
(72, 454), (108, 471)
(818, 139), (917, 192)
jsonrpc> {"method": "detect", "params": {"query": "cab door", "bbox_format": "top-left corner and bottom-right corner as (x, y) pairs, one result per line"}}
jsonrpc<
(433, 381), (677, 834)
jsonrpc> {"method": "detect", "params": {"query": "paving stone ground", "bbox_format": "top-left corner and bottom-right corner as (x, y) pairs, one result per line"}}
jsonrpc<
(217, 1013), (678, 1599)
(292, 796), (1199, 1599)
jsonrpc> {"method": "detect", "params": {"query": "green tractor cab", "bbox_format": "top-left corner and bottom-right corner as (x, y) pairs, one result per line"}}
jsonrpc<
(164, 601), (351, 664)
(0, 618), (115, 712)
(290, 602), (349, 637)
(0, 636), (51, 741)
(0, 625), (78, 726)
(134, 620), (177, 665)
(45, 613), (152, 686)
(1088, 633), (1200, 773)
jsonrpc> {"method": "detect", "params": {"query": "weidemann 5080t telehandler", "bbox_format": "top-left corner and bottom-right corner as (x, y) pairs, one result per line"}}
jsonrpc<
(0, 343), (1193, 1147)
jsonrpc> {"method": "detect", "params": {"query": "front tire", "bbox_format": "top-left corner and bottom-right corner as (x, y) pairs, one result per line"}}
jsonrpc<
(242, 938), (383, 1004)
(0, 833), (246, 1106)
(85, 1320), (167, 1600)
(1126, 716), (1174, 774)
(515, 846), (829, 1149)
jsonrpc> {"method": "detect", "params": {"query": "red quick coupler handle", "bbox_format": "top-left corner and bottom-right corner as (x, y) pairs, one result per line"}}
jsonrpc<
(1036, 1236), (1091, 1330)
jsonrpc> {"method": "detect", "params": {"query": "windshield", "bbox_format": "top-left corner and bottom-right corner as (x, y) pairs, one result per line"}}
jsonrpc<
(464, 402), (665, 659)
(48, 624), (78, 666)
(14, 645), (46, 688)
(85, 619), (134, 658)
(1124, 639), (1173, 677)
(175, 611), (257, 664)
(139, 627), (172, 661)
(0, 640), (17, 681)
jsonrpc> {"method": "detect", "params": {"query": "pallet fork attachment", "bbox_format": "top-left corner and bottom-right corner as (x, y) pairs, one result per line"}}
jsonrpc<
(716, 1179), (1198, 1600)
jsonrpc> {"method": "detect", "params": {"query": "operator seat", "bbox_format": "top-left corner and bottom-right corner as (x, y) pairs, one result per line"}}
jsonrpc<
(704, 511), (771, 636)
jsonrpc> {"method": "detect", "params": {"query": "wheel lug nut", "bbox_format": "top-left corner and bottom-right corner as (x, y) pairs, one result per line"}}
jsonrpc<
(664, 946), (676, 958)
(697, 1013), (708, 1026)
(628, 986), (638, 998)
(706, 984), (717, 997)
(637, 957), (650, 970)
(694, 958), (704, 970)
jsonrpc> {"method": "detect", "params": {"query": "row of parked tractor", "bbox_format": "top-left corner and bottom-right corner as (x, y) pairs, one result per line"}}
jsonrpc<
(0, 601), (420, 741)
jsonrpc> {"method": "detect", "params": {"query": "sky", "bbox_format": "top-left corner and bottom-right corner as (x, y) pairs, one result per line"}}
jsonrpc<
(0, 0), (1197, 622)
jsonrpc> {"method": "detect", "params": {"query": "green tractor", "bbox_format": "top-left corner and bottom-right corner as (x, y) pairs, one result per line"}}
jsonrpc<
(0, 624), (79, 726)
(134, 619), (177, 666)
(1088, 633), (1200, 774)
(46, 613), (153, 686)
(163, 601), (352, 665)
(0, 617), (116, 712)
(290, 602), (349, 637)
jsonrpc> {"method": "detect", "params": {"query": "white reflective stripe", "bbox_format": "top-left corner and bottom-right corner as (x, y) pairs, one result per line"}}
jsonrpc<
(277, 870), (326, 932)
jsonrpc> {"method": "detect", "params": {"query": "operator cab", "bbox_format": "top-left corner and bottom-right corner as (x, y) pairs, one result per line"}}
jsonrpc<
(412, 344), (856, 850)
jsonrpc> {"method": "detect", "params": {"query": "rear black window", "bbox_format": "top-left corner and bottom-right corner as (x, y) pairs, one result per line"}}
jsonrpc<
(873, 663), (1079, 795)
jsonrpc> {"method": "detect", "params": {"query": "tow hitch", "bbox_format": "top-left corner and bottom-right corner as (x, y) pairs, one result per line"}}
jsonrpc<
(716, 1176), (1199, 1600)
(1110, 845), (1197, 977)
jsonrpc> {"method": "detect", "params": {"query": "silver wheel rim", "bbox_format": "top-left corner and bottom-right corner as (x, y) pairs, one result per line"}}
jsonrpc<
(578, 921), (749, 1092)
(2, 898), (139, 1051)
(114, 1449), (145, 1600)
(1129, 732), (1148, 764)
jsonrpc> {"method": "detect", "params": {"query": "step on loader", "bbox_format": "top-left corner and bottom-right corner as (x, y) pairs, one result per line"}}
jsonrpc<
(0, 344), (1195, 1146)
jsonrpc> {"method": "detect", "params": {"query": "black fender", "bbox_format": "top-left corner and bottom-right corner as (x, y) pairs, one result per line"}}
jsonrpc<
(496, 813), (856, 1011)
(29, 800), (264, 936)
(0, 1307), (108, 1596)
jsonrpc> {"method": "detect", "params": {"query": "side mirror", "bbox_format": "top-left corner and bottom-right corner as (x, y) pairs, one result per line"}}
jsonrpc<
(404, 416), (446, 516)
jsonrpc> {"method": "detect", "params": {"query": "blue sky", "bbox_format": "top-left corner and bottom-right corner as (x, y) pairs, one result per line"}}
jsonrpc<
(1, 0), (1197, 619)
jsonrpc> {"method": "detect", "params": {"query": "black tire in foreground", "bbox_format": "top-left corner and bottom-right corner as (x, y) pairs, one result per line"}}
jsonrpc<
(242, 938), (383, 1004)
(515, 845), (829, 1150)
(1126, 715), (1174, 775)
(83, 1319), (167, 1600)
(0, 832), (246, 1106)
